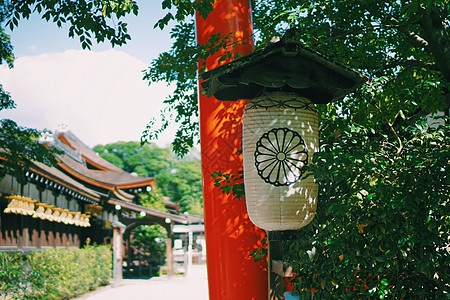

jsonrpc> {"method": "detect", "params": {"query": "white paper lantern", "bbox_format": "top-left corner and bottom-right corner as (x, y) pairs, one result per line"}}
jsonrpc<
(243, 91), (318, 231)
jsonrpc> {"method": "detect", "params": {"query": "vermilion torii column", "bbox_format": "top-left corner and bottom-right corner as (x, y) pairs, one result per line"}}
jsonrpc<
(196, 1), (267, 299)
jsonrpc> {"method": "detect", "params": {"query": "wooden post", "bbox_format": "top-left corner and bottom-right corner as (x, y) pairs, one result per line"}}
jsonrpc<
(268, 231), (295, 300)
(187, 230), (193, 270)
(112, 221), (126, 287)
(268, 237), (284, 300)
(165, 221), (174, 277)
(196, 1), (268, 298)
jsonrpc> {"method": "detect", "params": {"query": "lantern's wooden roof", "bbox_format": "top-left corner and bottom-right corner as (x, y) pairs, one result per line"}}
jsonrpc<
(201, 31), (367, 104)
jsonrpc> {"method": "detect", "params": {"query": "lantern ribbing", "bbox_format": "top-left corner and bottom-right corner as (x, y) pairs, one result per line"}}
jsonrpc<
(243, 92), (318, 231)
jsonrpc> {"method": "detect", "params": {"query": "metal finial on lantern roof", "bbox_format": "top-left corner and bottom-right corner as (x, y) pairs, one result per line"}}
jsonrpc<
(282, 28), (302, 42)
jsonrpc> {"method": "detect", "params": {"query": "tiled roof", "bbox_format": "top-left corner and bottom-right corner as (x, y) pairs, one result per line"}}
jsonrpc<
(56, 131), (123, 172)
(43, 130), (155, 192)
(30, 160), (101, 202)
(57, 153), (154, 188)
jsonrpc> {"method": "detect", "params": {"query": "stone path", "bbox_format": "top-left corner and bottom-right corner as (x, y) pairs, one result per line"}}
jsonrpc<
(75, 264), (209, 300)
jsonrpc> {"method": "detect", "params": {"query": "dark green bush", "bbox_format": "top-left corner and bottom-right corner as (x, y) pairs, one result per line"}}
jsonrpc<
(0, 245), (112, 299)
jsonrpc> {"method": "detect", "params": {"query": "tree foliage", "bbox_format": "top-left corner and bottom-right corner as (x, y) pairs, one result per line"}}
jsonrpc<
(285, 116), (449, 298)
(130, 224), (167, 260)
(93, 141), (172, 176)
(142, 20), (199, 156)
(4, 0), (137, 49)
(93, 141), (203, 214)
(0, 1), (448, 297)
(0, 245), (111, 299)
(148, 1), (450, 298)
(145, 0), (449, 155)
(0, 119), (59, 179)
(139, 187), (167, 212)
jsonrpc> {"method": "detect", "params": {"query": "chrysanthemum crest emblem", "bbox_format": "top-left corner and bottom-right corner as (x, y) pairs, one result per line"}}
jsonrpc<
(254, 128), (308, 186)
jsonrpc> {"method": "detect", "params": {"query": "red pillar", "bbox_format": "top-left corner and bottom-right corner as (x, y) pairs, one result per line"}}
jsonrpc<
(196, 1), (267, 299)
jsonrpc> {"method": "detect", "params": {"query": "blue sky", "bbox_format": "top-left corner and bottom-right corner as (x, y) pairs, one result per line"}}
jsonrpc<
(8, 2), (172, 62)
(0, 2), (179, 148)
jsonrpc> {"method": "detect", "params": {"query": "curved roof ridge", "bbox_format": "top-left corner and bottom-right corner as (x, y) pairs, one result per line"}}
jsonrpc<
(56, 130), (123, 172)
(113, 186), (135, 201)
(57, 153), (155, 188)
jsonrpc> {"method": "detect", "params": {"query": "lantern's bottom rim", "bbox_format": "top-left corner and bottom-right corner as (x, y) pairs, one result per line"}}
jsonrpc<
(248, 214), (316, 232)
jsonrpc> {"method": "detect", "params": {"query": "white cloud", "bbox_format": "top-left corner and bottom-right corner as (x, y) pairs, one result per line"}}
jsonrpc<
(0, 49), (177, 148)
(27, 45), (38, 52)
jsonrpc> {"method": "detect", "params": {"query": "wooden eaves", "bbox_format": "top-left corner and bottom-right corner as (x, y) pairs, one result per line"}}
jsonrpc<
(108, 198), (191, 225)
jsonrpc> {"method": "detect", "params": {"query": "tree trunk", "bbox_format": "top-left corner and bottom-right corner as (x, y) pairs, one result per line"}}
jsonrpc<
(419, 5), (450, 83)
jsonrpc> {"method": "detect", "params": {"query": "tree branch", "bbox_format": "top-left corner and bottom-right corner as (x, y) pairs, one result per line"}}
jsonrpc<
(362, 58), (439, 73)
(385, 16), (429, 49)
(419, 4), (450, 83)
(360, 91), (404, 155)
(374, 104), (404, 156)
(363, 4), (429, 50)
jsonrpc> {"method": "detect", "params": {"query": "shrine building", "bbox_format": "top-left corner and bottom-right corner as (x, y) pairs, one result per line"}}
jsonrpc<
(0, 127), (202, 278)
